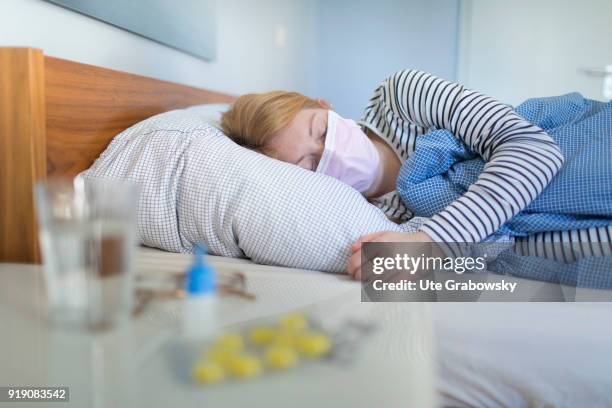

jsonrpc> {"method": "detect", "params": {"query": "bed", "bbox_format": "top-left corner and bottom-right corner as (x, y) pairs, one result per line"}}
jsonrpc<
(1, 47), (611, 407)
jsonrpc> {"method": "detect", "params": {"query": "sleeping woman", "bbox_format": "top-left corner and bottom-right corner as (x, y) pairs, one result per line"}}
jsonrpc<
(220, 70), (612, 279)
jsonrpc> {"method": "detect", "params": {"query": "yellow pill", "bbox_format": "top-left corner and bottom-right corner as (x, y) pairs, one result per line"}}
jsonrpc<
(272, 330), (296, 347)
(280, 313), (309, 331)
(296, 332), (332, 358)
(215, 333), (244, 351)
(249, 326), (276, 346)
(229, 354), (263, 379)
(265, 345), (299, 370)
(192, 361), (226, 384)
(207, 347), (238, 367)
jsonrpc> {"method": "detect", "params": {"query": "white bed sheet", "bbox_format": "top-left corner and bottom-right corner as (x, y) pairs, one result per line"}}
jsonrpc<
(137, 247), (612, 408)
(434, 303), (612, 407)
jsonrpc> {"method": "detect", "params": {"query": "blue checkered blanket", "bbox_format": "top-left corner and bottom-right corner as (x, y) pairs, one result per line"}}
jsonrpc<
(397, 93), (612, 237)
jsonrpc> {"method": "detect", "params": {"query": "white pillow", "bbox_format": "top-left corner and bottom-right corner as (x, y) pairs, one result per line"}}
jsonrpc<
(83, 106), (407, 272)
(184, 103), (229, 128)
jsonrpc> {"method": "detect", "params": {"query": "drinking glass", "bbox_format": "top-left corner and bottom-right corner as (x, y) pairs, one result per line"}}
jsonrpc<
(35, 177), (139, 330)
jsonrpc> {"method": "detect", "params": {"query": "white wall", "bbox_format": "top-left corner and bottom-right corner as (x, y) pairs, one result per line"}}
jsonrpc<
(315, 0), (460, 118)
(0, 0), (461, 118)
(458, 0), (612, 105)
(0, 0), (317, 96)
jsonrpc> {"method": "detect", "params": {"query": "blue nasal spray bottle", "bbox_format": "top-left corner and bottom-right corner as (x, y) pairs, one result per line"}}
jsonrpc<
(182, 244), (218, 340)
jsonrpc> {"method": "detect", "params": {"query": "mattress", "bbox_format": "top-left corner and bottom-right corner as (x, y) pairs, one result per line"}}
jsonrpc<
(136, 246), (612, 408)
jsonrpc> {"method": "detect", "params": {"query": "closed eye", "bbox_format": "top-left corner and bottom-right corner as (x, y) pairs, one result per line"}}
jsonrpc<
(297, 155), (316, 171)
(309, 156), (317, 171)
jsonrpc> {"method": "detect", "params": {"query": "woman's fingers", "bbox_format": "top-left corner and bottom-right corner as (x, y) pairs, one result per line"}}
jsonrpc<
(353, 265), (361, 280)
(347, 250), (362, 280)
(347, 231), (392, 279)
(350, 230), (390, 252)
(348, 231), (435, 280)
(347, 248), (359, 276)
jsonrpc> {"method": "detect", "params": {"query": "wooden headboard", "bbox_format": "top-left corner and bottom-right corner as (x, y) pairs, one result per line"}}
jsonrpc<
(0, 47), (235, 263)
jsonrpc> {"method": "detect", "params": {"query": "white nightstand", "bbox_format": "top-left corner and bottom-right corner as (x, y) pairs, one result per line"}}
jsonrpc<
(0, 253), (436, 408)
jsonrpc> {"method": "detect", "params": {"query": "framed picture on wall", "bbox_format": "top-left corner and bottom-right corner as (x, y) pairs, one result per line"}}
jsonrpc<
(45, 0), (216, 61)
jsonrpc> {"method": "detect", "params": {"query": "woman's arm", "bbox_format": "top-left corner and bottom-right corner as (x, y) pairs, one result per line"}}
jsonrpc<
(368, 69), (564, 242)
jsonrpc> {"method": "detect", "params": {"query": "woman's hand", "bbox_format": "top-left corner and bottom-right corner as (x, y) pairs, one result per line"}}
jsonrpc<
(347, 231), (433, 280)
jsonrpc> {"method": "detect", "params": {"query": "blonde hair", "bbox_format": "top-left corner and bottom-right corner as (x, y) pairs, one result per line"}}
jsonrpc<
(221, 91), (320, 156)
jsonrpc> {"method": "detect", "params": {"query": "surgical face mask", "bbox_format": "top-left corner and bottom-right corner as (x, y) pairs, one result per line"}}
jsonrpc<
(315, 110), (382, 194)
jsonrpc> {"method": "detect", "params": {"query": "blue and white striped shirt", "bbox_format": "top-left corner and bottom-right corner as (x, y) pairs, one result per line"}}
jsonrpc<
(359, 69), (565, 243)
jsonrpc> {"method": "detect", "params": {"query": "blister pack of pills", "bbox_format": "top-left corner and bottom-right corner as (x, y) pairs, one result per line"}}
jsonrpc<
(166, 312), (346, 387)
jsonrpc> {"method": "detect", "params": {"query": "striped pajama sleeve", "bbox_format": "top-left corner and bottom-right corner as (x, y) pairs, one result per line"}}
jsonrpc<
(362, 69), (565, 243)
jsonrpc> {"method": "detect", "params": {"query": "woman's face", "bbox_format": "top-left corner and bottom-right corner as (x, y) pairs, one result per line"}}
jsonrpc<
(267, 108), (329, 171)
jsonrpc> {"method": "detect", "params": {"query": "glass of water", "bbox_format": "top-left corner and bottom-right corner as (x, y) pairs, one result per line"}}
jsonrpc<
(35, 177), (140, 330)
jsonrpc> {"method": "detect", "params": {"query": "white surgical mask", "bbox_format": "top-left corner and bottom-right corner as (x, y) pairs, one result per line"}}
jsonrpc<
(315, 111), (382, 194)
